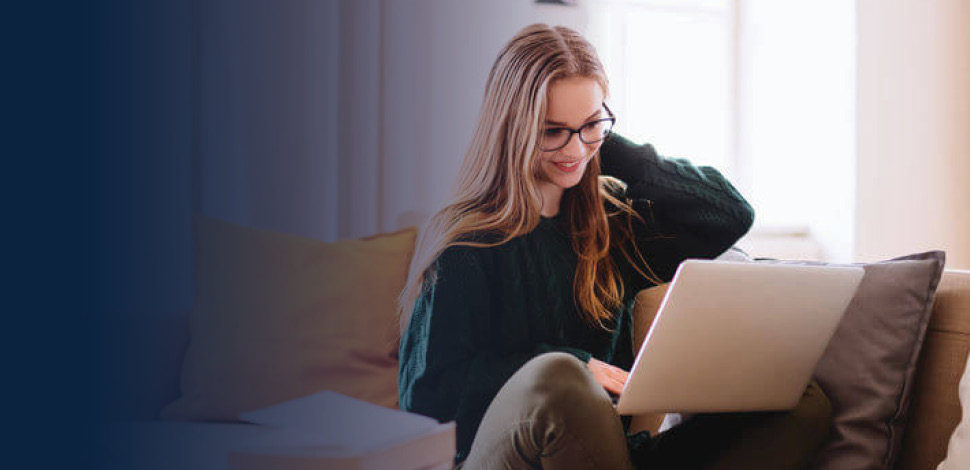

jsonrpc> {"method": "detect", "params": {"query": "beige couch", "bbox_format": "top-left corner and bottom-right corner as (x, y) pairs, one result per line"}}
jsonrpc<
(114, 217), (970, 470)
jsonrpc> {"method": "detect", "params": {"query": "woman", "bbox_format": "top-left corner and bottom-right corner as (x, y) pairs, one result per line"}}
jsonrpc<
(398, 24), (830, 470)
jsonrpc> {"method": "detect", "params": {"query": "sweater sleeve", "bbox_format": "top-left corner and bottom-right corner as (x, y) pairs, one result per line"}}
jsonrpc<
(599, 133), (755, 292)
(398, 247), (592, 461)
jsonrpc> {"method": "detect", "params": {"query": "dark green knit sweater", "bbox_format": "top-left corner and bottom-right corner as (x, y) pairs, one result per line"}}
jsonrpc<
(398, 134), (755, 464)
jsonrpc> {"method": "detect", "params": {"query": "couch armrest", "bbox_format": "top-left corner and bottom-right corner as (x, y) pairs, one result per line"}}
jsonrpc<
(896, 270), (970, 470)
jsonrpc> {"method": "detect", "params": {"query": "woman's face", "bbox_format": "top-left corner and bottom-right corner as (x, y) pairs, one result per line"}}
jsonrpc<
(537, 76), (607, 194)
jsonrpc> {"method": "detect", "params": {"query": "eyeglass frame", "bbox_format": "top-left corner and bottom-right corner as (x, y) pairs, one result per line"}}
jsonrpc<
(538, 103), (616, 152)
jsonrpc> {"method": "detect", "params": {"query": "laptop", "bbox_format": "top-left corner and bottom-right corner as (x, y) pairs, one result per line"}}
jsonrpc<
(614, 259), (864, 415)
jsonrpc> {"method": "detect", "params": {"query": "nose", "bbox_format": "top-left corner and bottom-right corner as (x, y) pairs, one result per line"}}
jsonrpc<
(561, 132), (586, 158)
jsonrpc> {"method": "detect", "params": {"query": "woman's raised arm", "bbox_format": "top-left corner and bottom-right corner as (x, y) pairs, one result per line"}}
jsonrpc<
(599, 133), (755, 288)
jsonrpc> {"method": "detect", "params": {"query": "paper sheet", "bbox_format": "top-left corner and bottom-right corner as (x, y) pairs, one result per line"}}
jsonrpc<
(239, 390), (442, 454)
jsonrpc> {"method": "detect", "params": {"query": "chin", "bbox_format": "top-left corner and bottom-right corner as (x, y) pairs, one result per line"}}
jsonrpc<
(557, 175), (585, 190)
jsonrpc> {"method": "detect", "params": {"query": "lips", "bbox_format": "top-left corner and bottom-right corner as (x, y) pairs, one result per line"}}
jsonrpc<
(553, 159), (583, 173)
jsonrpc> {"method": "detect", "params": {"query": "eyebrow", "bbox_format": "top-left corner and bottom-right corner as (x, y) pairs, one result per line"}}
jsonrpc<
(545, 109), (603, 127)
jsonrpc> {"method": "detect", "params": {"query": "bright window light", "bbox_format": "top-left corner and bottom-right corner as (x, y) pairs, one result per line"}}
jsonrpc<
(590, 0), (734, 173)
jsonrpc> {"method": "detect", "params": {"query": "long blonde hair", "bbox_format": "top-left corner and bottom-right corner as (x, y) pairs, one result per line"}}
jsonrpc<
(398, 24), (657, 331)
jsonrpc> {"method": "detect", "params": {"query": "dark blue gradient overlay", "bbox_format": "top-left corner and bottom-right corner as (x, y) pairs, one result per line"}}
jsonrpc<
(78, 1), (195, 468)
(10, 1), (581, 468)
(5, 1), (201, 467)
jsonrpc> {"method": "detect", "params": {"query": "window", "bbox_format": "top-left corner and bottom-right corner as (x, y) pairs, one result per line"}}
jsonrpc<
(589, 0), (735, 173)
(588, 0), (856, 262)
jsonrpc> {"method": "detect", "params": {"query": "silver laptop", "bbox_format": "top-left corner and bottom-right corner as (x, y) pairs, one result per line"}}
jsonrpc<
(615, 259), (864, 415)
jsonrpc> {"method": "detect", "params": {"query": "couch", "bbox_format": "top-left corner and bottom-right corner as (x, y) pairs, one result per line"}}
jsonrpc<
(106, 218), (970, 470)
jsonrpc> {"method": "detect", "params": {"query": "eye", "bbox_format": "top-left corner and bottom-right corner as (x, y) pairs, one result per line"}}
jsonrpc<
(580, 118), (613, 139)
(544, 128), (568, 137)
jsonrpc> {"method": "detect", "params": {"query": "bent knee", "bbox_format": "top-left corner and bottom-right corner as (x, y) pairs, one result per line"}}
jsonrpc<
(522, 352), (589, 387)
(517, 352), (605, 408)
(526, 352), (586, 374)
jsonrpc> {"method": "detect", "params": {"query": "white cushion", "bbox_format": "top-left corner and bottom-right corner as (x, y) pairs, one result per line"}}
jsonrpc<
(938, 352), (970, 470)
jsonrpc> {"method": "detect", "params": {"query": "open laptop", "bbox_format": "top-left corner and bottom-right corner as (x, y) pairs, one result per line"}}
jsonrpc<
(614, 259), (864, 415)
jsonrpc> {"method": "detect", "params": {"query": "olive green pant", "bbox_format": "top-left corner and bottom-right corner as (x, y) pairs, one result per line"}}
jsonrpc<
(457, 352), (832, 470)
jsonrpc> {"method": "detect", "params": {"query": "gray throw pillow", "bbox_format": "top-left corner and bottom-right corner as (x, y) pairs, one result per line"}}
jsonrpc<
(763, 251), (946, 470)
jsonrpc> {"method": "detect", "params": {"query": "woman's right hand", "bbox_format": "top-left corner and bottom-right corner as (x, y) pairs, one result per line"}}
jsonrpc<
(587, 358), (629, 396)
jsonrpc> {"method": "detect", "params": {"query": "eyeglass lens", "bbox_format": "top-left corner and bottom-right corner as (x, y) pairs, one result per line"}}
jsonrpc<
(540, 118), (614, 151)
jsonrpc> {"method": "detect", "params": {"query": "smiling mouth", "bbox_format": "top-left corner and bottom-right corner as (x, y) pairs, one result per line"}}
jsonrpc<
(553, 160), (583, 173)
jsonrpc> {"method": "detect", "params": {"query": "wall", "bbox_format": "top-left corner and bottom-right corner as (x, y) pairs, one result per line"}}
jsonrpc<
(381, 1), (590, 233)
(856, 0), (970, 269)
(196, 0), (589, 241)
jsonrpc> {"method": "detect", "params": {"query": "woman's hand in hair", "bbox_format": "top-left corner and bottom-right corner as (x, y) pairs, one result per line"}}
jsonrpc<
(587, 358), (629, 395)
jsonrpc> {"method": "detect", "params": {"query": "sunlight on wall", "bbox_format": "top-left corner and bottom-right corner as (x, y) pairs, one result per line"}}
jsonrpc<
(855, 0), (970, 269)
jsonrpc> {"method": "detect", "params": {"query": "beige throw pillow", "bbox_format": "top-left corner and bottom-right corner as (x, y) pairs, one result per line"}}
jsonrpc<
(161, 216), (417, 421)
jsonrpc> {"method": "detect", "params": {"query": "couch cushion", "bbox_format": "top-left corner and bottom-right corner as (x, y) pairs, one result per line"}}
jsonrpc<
(160, 215), (416, 422)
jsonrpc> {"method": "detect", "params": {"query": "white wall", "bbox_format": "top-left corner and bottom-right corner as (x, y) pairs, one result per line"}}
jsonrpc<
(856, 0), (970, 269)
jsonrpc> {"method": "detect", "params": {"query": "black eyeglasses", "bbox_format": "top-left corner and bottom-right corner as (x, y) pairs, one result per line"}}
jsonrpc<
(539, 103), (616, 152)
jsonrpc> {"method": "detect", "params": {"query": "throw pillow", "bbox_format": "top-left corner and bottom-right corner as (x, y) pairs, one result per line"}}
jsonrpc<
(938, 352), (970, 470)
(160, 215), (417, 422)
(766, 251), (946, 470)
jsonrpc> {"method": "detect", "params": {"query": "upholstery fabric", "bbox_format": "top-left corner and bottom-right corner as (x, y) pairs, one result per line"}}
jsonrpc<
(897, 270), (970, 470)
(937, 352), (970, 470)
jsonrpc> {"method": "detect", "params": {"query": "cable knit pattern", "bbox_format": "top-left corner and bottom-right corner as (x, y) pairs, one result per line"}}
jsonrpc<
(600, 133), (754, 246)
